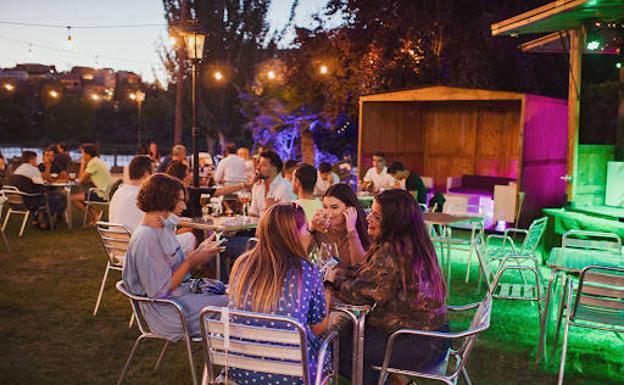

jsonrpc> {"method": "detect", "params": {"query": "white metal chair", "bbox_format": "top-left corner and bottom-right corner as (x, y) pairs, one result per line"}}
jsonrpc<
(431, 203), (485, 283)
(116, 280), (201, 385)
(373, 295), (492, 385)
(245, 237), (258, 251)
(0, 191), (10, 253)
(82, 187), (110, 228)
(93, 222), (131, 317)
(200, 306), (339, 385)
(556, 266), (624, 385)
(1, 185), (54, 236)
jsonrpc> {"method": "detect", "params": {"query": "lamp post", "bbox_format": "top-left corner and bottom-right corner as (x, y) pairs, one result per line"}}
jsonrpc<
(130, 90), (146, 149)
(182, 29), (205, 189)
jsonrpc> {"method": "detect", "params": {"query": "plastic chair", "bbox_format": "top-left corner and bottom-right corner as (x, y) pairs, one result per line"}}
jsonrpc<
(1, 185), (54, 236)
(93, 222), (131, 317)
(82, 187), (110, 228)
(115, 281), (201, 385)
(199, 306), (339, 385)
(373, 295), (492, 385)
(556, 266), (624, 385)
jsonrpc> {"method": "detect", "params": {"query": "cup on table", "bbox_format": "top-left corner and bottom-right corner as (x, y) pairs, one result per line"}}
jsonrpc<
(50, 173), (59, 179)
(69, 172), (76, 180)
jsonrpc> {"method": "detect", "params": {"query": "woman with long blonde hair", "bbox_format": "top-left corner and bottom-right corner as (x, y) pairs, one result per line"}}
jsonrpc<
(228, 202), (331, 385)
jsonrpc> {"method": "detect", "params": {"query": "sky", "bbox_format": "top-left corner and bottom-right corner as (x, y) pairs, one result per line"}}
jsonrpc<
(0, 0), (336, 84)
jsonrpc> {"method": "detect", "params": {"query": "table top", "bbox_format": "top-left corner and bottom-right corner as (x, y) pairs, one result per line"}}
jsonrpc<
(423, 212), (478, 226)
(180, 215), (258, 232)
(548, 247), (622, 273)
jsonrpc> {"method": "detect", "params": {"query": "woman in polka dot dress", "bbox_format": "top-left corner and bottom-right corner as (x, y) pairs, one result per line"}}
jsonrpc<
(227, 202), (332, 385)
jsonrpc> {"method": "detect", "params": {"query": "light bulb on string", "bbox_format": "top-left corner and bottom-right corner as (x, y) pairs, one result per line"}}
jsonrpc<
(66, 26), (73, 48)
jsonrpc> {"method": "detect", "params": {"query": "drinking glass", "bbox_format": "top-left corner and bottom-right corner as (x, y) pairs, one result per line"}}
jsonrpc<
(237, 190), (252, 216)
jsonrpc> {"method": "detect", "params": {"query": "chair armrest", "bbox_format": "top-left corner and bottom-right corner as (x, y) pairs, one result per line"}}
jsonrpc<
(486, 234), (516, 252)
(389, 324), (489, 341)
(503, 228), (528, 241)
(315, 331), (339, 385)
(447, 302), (481, 312)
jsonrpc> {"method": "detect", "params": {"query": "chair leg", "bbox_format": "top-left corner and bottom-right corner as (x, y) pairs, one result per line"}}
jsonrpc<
(462, 367), (473, 385)
(557, 314), (571, 385)
(82, 203), (89, 228)
(551, 276), (568, 360)
(1, 208), (11, 231)
(184, 337), (199, 385)
(465, 228), (477, 283)
(1, 228), (10, 254)
(154, 341), (169, 370)
(117, 335), (146, 385)
(93, 263), (111, 316)
(128, 313), (135, 328)
(18, 211), (29, 237)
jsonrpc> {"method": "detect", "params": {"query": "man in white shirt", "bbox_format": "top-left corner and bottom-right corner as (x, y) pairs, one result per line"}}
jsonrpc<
(214, 143), (246, 185)
(314, 161), (340, 196)
(362, 152), (394, 193)
(249, 150), (295, 217)
(293, 163), (323, 221)
(13, 151), (45, 185)
(109, 155), (196, 254)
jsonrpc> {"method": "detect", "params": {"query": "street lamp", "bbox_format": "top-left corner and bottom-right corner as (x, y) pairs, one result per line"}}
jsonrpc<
(182, 28), (205, 190)
(130, 90), (146, 148)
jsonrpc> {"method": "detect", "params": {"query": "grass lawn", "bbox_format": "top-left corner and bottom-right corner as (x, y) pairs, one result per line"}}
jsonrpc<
(0, 218), (622, 385)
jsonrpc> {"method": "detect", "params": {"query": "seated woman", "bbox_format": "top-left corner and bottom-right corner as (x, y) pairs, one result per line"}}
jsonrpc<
(325, 189), (449, 385)
(306, 183), (370, 267)
(122, 173), (227, 340)
(228, 202), (331, 385)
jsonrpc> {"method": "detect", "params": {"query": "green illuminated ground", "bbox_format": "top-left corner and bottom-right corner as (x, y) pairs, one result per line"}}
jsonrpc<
(0, 222), (622, 384)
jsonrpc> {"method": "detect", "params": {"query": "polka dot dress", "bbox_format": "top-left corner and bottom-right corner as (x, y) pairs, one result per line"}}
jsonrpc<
(227, 261), (327, 385)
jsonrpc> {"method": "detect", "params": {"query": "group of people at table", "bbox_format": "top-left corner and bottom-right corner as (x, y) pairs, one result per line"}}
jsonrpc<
(110, 144), (446, 385)
(3, 142), (441, 384)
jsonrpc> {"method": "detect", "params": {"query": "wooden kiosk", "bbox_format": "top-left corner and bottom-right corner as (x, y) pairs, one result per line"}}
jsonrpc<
(358, 86), (568, 222)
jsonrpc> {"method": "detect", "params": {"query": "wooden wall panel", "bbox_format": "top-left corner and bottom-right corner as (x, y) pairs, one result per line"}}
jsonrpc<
(423, 103), (479, 189)
(360, 102), (425, 178)
(475, 102), (521, 178)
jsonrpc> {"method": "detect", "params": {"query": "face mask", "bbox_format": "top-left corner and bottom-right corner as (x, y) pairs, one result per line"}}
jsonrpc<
(160, 212), (181, 232)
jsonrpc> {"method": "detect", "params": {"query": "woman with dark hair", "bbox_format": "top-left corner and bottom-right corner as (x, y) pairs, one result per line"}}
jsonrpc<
(325, 189), (448, 385)
(306, 183), (370, 266)
(122, 173), (227, 340)
(164, 160), (191, 186)
(228, 202), (331, 385)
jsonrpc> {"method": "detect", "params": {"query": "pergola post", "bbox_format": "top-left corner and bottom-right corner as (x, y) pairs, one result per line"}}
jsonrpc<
(565, 27), (583, 204)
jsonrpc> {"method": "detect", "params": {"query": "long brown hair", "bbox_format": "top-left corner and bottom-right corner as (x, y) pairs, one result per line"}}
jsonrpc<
(370, 189), (446, 306)
(229, 203), (308, 312)
(323, 183), (370, 250)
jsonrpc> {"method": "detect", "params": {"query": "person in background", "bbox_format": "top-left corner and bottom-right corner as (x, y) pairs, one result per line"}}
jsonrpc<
(39, 145), (65, 182)
(387, 161), (428, 205)
(283, 159), (298, 183)
(0, 150), (7, 179)
(54, 143), (72, 172)
(227, 202), (331, 385)
(236, 147), (255, 183)
(292, 163), (323, 221)
(11, 151), (66, 227)
(156, 144), (187, 173)
(325, 189), (449, 385)
(214, 143), (246, 185)
(122, 173), (227, 340)
(305, 183), (370, 267)
(314, 161), (340, 196)
(165, 161), (192, 187)
(148, 142), (160, 165)
(362, 152), (394, 193)
(248, 150), (295, 218)
(70, 143), (113, 226)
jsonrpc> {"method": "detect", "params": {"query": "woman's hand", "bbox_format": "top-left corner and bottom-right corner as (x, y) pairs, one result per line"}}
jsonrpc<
(343, 207), (358, 233)
(188, 233), (225, 267)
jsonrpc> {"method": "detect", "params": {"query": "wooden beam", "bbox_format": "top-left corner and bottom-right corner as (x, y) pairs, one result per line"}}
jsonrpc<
(566, 28), (583, 203)
(616, 65), (624, 161)
(491, 0), (587, 36)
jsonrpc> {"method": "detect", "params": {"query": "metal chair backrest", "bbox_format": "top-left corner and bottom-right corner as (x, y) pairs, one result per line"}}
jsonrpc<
(96, 221), (131, 267)
(571, 266), (624, 328)
(2, 185), (29, 207)
(446, 203), (485, 230)
(459, 294), (493, 360)
(472, 233), (493, 286)
(518, 216), (548, 254)
(115, 280), (190, 339)
(562, 230), (622, 256)
(245, 237), (258, 252)
(200, 305), (311, 384)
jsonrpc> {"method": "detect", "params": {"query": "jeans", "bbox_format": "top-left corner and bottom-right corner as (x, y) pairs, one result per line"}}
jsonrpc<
(339, 324), (450, 385)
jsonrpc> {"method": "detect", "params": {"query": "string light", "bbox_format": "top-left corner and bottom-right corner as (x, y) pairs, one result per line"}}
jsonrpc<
(214, 71), (223, 81)
(49, 90), (59, 99)
(319, 65), (328, 75)
(66, 26), (73, 48)
(3, 83), (15, 92)
(267, 70), (276, 80)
